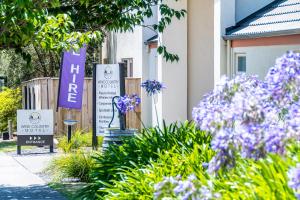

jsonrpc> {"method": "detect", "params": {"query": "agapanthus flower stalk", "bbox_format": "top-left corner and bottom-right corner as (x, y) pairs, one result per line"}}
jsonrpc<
(141, 80), (166, 127)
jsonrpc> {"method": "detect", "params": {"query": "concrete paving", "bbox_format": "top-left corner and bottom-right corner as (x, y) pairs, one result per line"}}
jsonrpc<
(0, 152), (66, 200)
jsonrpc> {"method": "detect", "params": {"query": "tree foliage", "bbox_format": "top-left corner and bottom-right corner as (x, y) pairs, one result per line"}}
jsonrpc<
(0, 45), (98, 86)
(0, 88), (22, 132)
(0, 0), (186, 61)
(0, 0), (186, 86)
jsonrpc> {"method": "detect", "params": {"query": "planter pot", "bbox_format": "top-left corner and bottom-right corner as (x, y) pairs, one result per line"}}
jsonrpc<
(102, 128), (137, 150)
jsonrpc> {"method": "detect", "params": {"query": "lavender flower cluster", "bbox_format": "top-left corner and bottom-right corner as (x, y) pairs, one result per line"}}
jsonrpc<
(265, 51), (300, 108)
(141, 80), (166, 96)
(288, 164), (300, 199)
(154, 175), (220, 200)
(116, 94), (141, 114)
(192, 52), (300, 173)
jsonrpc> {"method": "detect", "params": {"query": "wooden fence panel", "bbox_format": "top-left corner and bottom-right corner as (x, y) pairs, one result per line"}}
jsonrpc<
(40, 79), (49, 109)
(125, 78), (141, 130)
(22, 77), (137, 134)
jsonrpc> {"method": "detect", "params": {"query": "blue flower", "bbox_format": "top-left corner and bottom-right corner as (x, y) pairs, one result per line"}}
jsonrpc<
(265, 51), (300, 108)
(264, 125), (286, 154)
(141, 80), (166, 96)
(192, 52), (300, 172)
(116, 94), (141, 114)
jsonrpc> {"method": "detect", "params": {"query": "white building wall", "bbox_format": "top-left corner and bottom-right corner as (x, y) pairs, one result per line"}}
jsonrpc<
(148, 48), (158, 125)
(233, 45), (300, 79)
(215, 0), (236, 85)
(112, 5), (158, 127)
(142, 6), (159, 126)
(158, 0), (188, 124)
(106, 0), (285, 124)
(115, 28), (144, 78)
(187, 0), (214, 118)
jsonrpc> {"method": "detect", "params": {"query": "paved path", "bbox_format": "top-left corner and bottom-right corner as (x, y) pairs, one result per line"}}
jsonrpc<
(0, 151), (66, 200)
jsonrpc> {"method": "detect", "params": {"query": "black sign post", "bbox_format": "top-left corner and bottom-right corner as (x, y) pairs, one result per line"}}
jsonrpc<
(92, 63), (97, 150)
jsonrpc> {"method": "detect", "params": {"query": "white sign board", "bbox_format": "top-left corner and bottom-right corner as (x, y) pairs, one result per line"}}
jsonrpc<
(17, 110), (54, 135)
(95, 64), (120, 135)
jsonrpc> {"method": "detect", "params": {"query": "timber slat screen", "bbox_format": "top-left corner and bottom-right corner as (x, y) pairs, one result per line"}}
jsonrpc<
(22, 78), (93, 134)
(125, 78), (141, 130)
(22, 77), (142, 134)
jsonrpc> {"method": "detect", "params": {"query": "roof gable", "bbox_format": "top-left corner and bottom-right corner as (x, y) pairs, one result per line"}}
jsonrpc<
(225, 0), (300, 39)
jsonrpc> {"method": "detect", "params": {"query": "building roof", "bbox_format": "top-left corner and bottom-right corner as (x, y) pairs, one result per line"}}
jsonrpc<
(225, 0), (300, 40)
(145, 35), (158, 45)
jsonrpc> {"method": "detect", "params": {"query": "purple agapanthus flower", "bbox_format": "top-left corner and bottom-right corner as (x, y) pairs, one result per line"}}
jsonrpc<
(288, 164), (300, 199)
(154, 175), (220, 200)
(192, 52), (300, 173)
(141, 80), (166, 96)
(264, 125), (287, 154)
(265, 51), (300, 108)
(116, 94), (141, 114)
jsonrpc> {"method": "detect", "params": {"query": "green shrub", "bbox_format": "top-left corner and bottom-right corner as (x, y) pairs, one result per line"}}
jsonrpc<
(101, 144), (214, 200)
(78, 121), (300, 200)
(214, 154), (296, 199)
(152, 143), (300, 200)
(79, 121), (211, 199)
(58, 130), (103, 153)
(98, 148), (298, 200)
(47, 150), (95, 183)
(0, 87), (22, 132)
(212, 142), (300, 199)
(49, 131), (102, 186)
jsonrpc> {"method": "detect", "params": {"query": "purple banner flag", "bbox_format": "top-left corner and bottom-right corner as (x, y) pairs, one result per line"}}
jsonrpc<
(58, 47), (87, 110)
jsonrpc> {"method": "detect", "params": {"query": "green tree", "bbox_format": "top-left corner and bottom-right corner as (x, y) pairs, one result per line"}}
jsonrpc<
(0, 88), (22, 132)
(0, 0), (186, 86)
(0, 0), (186, 60)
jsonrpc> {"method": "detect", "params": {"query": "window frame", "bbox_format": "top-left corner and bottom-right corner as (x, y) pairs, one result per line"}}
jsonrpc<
(235, 53), (247, 74)
(121, 58), (134, 77)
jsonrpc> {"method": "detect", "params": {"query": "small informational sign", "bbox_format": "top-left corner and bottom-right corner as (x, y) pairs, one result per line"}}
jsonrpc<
(94, 64), (125, 136)
(17, 110), (54, 146)
(57, 47), (87, 110)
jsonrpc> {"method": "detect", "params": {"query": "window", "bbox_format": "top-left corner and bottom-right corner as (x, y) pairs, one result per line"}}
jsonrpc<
(121, 58), (133, 77)
(235, 54), (246, 73)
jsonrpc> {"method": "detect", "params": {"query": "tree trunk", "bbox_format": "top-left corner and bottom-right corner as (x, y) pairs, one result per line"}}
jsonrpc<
(33, 45), (48, 77)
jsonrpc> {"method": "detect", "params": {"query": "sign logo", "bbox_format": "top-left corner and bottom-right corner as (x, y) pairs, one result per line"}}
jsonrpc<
(104, 66), (113, 79)
(29, 112), (41, 124)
